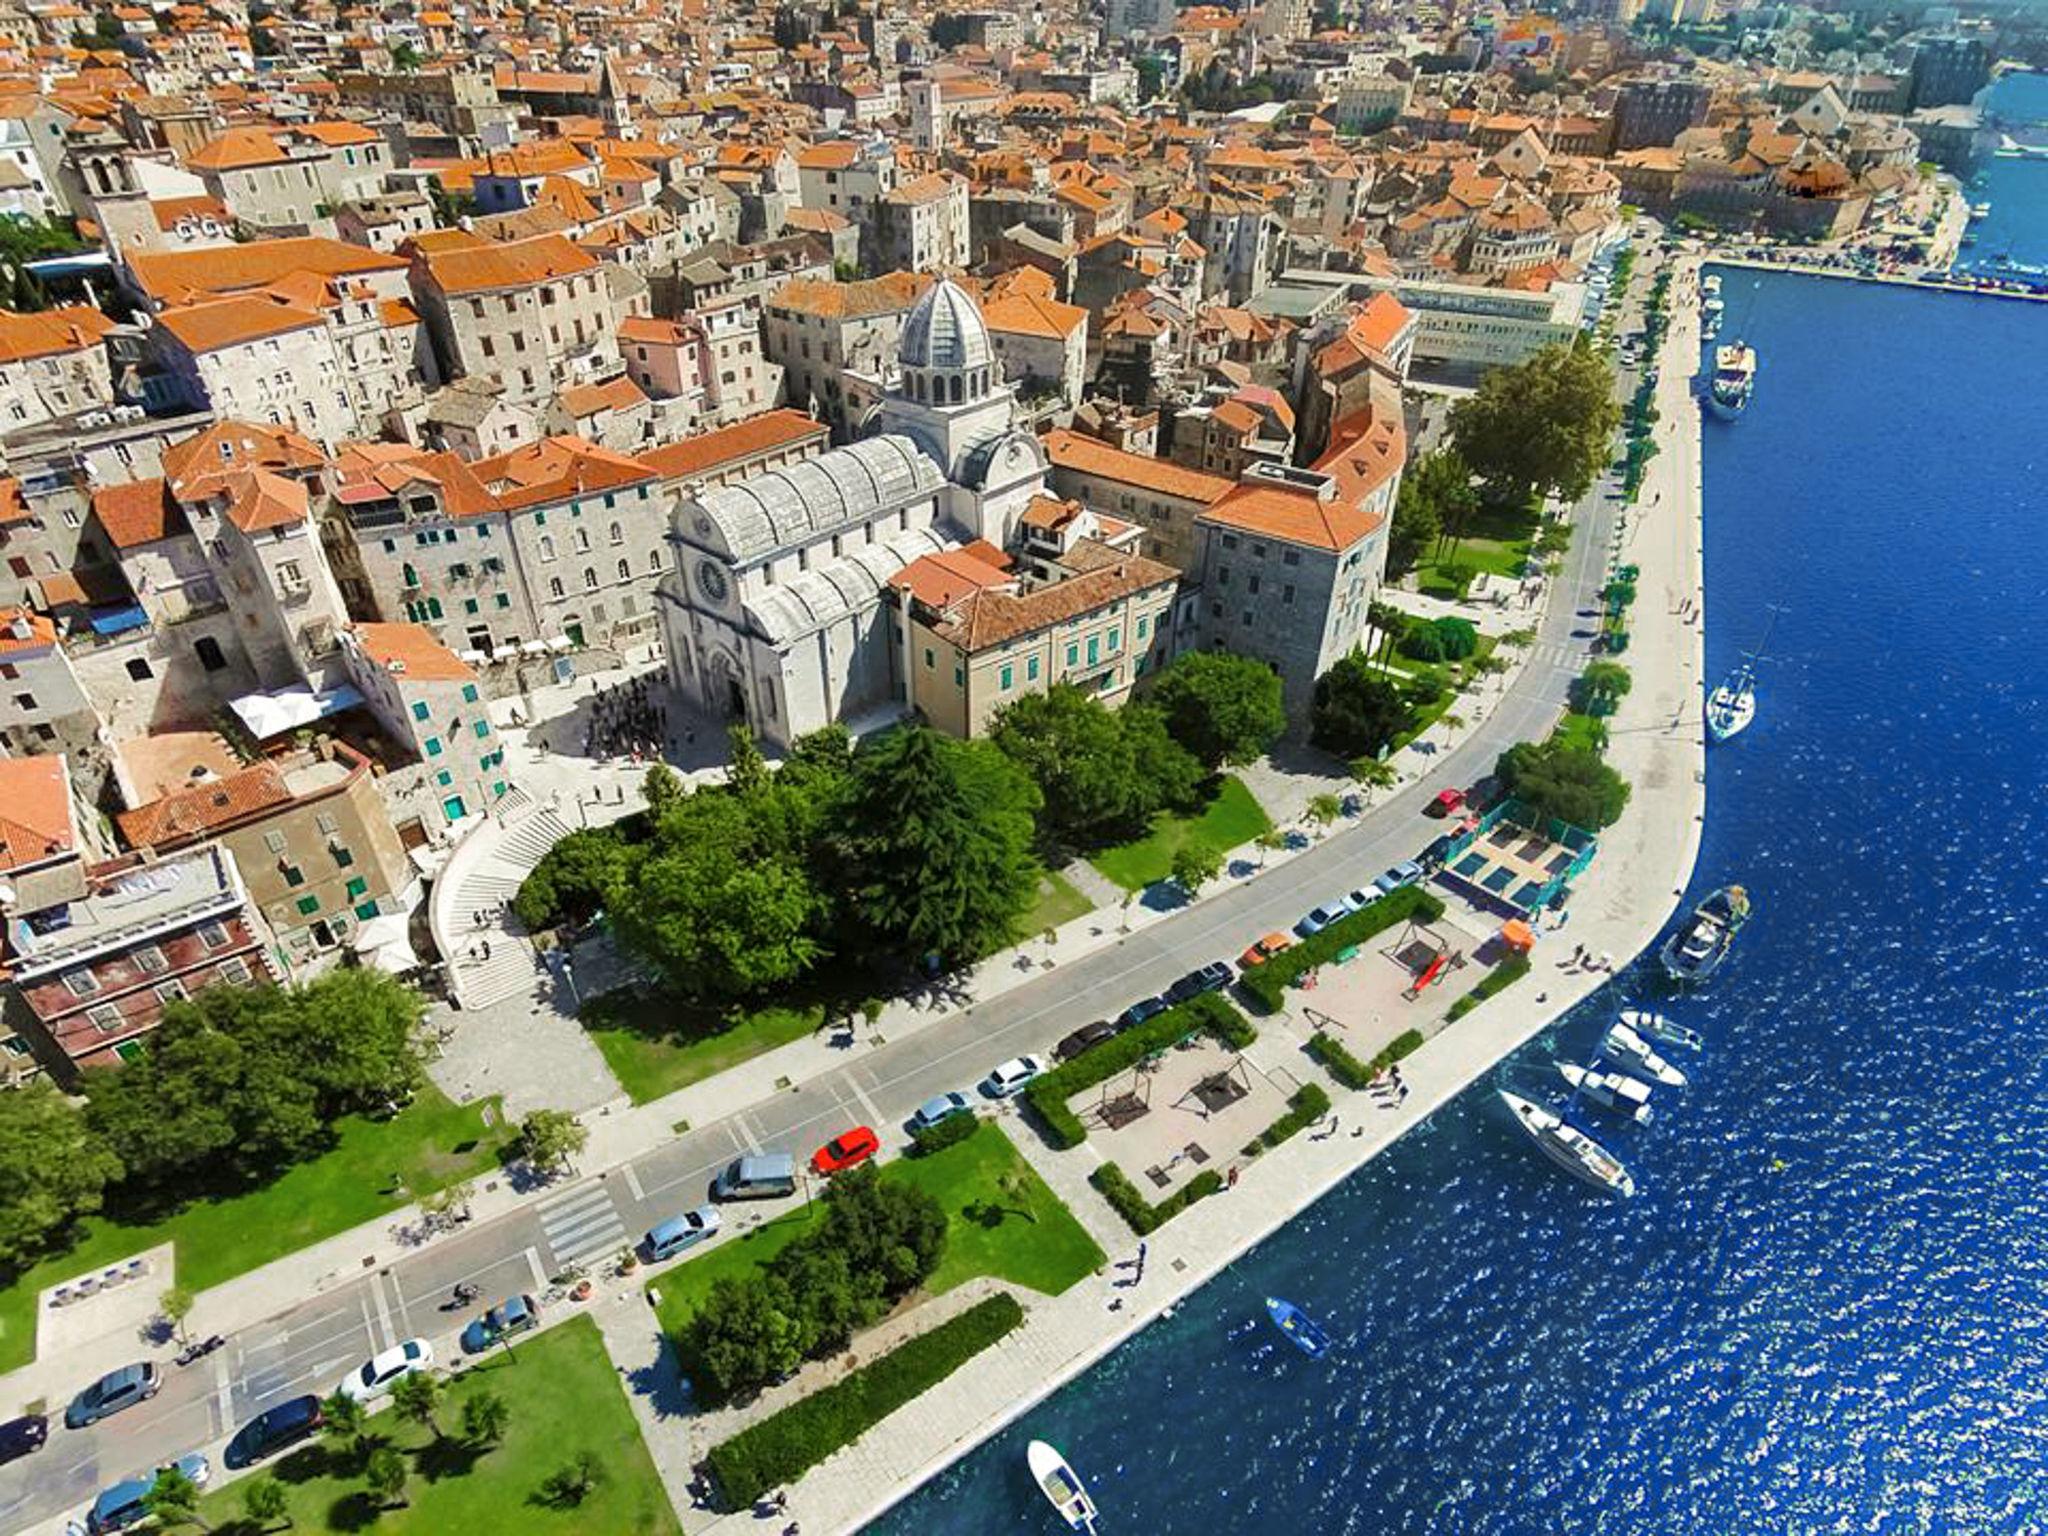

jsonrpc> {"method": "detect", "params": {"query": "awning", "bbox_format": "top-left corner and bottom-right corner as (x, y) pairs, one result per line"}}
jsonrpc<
(1500, 920), (1535, 953)
(87, 604), (150, 636)
(228, 683), (365, 740)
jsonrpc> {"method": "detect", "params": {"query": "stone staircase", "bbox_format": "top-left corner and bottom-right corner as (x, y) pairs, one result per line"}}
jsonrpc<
(434, 790), (574, 1010)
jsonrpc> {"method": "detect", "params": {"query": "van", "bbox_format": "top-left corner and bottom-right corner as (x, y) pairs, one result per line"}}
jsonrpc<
(643, 1206), (721, 1261)
(710, 1152), (797, 1201)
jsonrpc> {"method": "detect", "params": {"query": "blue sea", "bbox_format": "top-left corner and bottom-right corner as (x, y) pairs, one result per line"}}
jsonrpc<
(868, 276), (2048, 1532)
(1961, 70), (2048, 273)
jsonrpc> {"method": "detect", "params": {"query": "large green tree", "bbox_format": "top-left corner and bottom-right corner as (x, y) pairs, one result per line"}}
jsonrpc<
(1495, 739), (1631, 829)
(834, 727), (1042, 964)
(1450, 340), (1621, 507)
(1311, 652), (1416, 758)
(0, 1083), (122, 1270)
(991, 685), (1139, 846)
(1147, 652), (1287, 770)
(511, 825), (642, 930)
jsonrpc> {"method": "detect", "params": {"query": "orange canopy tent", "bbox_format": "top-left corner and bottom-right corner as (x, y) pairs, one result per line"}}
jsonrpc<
(1499, 919), (1536, 953)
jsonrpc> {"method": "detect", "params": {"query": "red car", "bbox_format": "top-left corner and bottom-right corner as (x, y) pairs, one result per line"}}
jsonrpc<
(1427, 788), (1467, 818)
(811, 1126), (879, 1176)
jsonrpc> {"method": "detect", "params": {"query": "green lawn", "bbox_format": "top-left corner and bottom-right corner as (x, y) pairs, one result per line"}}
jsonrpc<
(1090, 776), (1271, 891)
(195, 1315), (678, 1535)
(646, 1123), (1102, 1337)
(1020, 868), (1094, 935)
(583, 992), (828, 1106)
(0, 1088), (510, 1374)
(1415, 501), (1542, 597)
(1552, 711), (1610, 755)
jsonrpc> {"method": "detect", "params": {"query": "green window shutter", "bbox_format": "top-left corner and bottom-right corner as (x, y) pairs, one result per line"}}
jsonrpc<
(426, 737), (443, 757)
(295, 894), (320, 916)
(354, 900), (381, 921)
(461, 684), (479, 703)
(345, 876), (368, 900)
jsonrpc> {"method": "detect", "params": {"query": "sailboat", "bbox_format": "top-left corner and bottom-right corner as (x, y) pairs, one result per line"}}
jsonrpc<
(1499, 1090), (1636, 1197)
(1706, 607), (1780, 743)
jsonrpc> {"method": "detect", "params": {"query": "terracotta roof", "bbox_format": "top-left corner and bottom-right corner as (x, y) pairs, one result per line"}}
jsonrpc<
(115, 758), (291, 849)
(768, 270), (930, 320)
(472, 434), (653, 510)
(351, 620), (475, 682)
(0, 304), (115, 364)
(0, 480), (26, 527)
(127, 237), (405, 306)
(223, 468), (311, 533)
(640, 408), (825, 481)
(1312, 405), (1406, 515)
(617, 314), (689, 346)
(930, 545), (1179, 652)
(186, 124), (285, 171)
(0, 606), (57, 658)
(161, 419), (323, 503)
(298, 118), (379, 146)
(888, 545), (1014, 610)
(558, 374), (646, 417)
(155, 293), (322, 352)
(91, 477), (186, 547)
(981, 289), (1085, 342)
(420, 232), (600, 295)
(1043, 429), (1232, 505)
(0, 755), (74, 873)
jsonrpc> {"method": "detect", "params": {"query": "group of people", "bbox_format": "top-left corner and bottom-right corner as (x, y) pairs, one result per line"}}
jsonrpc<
(582, 675), (668, 762)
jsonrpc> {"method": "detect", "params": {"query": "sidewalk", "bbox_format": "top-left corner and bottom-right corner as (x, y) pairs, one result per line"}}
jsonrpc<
(722, 256), (1712, 1536)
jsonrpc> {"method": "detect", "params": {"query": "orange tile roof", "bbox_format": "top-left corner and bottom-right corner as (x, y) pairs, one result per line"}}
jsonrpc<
(127, 237), (405, 306)
(115, 758), (292, 849)
(0, 480), (26, 528)
(155, 293), (322, 352)
(472, 434), (653, 510)
(981, 289), (1086, 342)
(1043, 429), (1232, 505)
(162, 419), (323, 503)
(0, 304), (114, 363)
(0, 754), (74, 873)
(888, 545), (1014, 610)
(298, 118), (378, 146)
(0, 606), (57, 658)
(91, 477), (185, 547)
(351, 620), (476, 682)
(616, 314), (689, 346)
(768, 270), (930, 321)
(558, 374), (646, 417)
(1312, 405), (1406, 514)
(224, 468), (311, 533)
(640, 409), (826, 481)
(930, 547), (1179, 652)
(420, 232), (600, 295)
(185, 124), (285, 171)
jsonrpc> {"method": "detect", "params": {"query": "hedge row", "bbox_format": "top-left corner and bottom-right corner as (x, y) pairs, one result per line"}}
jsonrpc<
(909, 1113), (981, 1156)
(1237, 885), (1447, 1014)
(1024, 992), (1256, 1149)
(1306, 1027), (1425, 1091)
(1090, 1162), (1226, 1236)
(707, 1292), (1025, 1509)
(1445, 953), (1533, 1023)
(1243, 1082), (1332, 1158)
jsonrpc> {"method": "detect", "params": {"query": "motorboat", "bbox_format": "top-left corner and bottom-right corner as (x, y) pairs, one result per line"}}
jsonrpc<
(1707, 342), (1755, 420)
(1599, 1020), (1687, 1088)
(1499, 1090), (1636, 1198)
(1660, 885), (1752, 986)
(1028, 1440), (1099, 1533)
(1557, 1060), (1655, 1123)
(1619, 1007), (1702, 1053)
(1264, 1297), (1332, 1359)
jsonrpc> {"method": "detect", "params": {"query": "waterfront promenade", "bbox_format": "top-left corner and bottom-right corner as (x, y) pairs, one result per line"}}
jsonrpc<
(737, 264), (1713, 1536)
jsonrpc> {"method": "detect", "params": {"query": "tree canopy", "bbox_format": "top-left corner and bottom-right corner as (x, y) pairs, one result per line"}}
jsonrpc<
(0, 1084), (122, 1271)
(990, 687), (1203, 850)
(1311, 652), (1416, 759)
(1147, 652), (1287, 770)
(1388, 449), (1476, 577)
(1495, 740), (1631, 830)
(1450, 340), (1621, 506)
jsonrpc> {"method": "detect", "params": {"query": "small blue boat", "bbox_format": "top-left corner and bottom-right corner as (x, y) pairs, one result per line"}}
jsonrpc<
(1264, 1297), (1331, 1359)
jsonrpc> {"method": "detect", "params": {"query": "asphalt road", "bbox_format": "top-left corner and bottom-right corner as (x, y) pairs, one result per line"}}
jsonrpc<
(2, 261), (1663, 1535)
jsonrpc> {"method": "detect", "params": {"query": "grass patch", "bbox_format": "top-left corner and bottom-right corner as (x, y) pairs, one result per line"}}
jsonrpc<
(1552, 711), (1610, 755)
(646, 1124), (1101, 1337)
(1090, 775), (1271, 891)
(1090, 1162), (1225, 1235)
(195, 1315), (678, 1534)
(583, 983), (880, 1106)
(1445, 953), (1534, 1022)
(1021, 868), (1094, 934)
(1238, 886), (1446, 1014)
(1414, 502), (1540, 596)
(0, 1088), (510, 1374)
(706, 1293), (1023, 1511)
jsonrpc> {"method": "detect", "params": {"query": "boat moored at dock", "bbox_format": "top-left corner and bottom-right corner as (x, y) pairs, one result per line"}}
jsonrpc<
(1028, 1441), (1100, 1533)
(1499, 1090), (1636, 1198)
(1708, 342), (1756, 419)
(1264, 1297), (1333, 1359)
(1660, 885), (1752, 985)
(1557, 1061), (1655, 1123)
(1599, 1020), (1687, 1088)
(1619, 1008), (1702, 1053)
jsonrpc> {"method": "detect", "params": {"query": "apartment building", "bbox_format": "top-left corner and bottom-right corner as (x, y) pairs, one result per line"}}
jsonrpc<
(616, 296), (773, 429)
(0, 755), (88, 1081)
(114, 740), (413, 969)
(760, 271), (931, 440)
(0, 606), (97, 757)
(0, 306), (117, 430)
(878, 171), (971, 273)
(409, 232), (624, 407)
(338, 622), (506, 835)
(185, 122), (394, 228)
(1041, 428), (1233, 569)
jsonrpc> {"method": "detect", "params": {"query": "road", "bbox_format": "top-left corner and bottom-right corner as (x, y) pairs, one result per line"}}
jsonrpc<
(1, 262), (1665, 1536)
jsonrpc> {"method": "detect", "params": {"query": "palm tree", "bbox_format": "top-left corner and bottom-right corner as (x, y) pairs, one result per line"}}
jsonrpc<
(1255, 830), (1288, 868)
(1304, 793), (1343, 837)
(462, 1390), (512, 1447)
(366, 1445), (409, 1509)
(392, 1372), (443, 1443)
(1348, 756), (1398, 804)
(1366, 600), (1403, 666)
(1500, 627), (1537, 651)
(1475, 654), (1512, 692)
(1440, 713), (1467, 737)
(319, 1391), (366, 1463)
(242, 1475), (290, 1532)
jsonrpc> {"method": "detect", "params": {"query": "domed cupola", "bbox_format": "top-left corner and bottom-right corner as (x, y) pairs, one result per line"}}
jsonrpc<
(897, 278), (995, 408)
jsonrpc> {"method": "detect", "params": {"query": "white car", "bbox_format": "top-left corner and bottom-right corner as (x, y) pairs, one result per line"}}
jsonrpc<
(338, 1339), (433, 1401)
(981, 1055), (1047, 1099)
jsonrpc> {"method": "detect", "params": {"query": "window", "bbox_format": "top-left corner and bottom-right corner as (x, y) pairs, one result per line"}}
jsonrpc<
(64, 969), (101, 997)
(411, 701), (430, 721)
(464, 598), (479, 615)
(426, 736), (443, 757)
(154, 979), (186, 1005)
(436, 769), (453, 787)
(1065, 642), (1078, 666)
(125, 657), (152, 681)
(609, 521), (623, 545)
(539, 535), (555, 561)
(549, 577), (565, 599)
(1220, 533), (1239, 550)
(355, 900), (381, 922)
(219, 956), (252, 984)
(1087, 637), (1099, 665)
(999, 664), (1013, 691)
(13, 692), (35, 711)
(1027, 656), (1040, 681)
(617, 558), (630, 581)
(474, 720), (490, 739)
(134, 946), (168, 975)
(1137, 615), (1149, 640)
(282, 864), (304, 887)
(295, 894), (321, 916)
(1247, 575), (1261, 595)
(1282, 585), (1295, 605)
(583, 568), (598, 591)
(574, 528), (591, 553)
(345, 876), (369, 901)
(88, 1003), (124, 1033)
(1283, 549), (1301, 567)
(199, 922), (230, 950)
(496, 593), (512, 609)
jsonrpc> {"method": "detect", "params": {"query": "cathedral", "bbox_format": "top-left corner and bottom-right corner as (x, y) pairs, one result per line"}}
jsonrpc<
(655, 279), (1053, 749)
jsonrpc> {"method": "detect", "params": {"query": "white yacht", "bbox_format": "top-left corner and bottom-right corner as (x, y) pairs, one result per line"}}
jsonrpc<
(1499, 1090), (1636, 1198)
(1557, 1060), (1655, 1123)
(1029, 1440), (1099, 1533)
(1708, 342), (1756, 419)
(1600, 1021), (1687, 1088)
(1619, 1008), (1702, 1053)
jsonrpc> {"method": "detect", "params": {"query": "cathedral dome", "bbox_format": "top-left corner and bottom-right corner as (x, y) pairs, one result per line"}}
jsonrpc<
(898, 278), (993, 374)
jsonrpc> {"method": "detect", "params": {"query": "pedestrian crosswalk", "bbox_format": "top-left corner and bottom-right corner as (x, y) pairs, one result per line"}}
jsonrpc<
(537, 1182), (628, 1271)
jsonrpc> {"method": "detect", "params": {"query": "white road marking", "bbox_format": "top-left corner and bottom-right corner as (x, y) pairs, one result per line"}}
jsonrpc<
(524, 1245), (549, 1292)
(365, 1283), (392, 1353)
(213, 1355), (234, 1425)
(621, 1163), (645, 1201)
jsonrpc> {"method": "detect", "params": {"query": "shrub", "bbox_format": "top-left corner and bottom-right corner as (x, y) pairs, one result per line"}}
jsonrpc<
(1243, 1082), (1332, 1157)
(1427, 616), (1479, 662)
(1090, 1163), (1226, 1235)
(1444, 953), (1533, 1022)
(1237, 886), (1445, 1014)
(910, 1113), (982, 1156)
(706, 1294), (1024, 1509)
(1306, 1029), (1424, 1089)
(511, 823), (643, 931)
(1023, 993), (1256, 1148)
(1401, 624), (1448, 663)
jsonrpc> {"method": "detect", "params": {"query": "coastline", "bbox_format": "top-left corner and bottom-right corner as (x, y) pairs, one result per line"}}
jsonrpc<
(761, 261), (1713, 1536)
(1711, 253), (2048, 303)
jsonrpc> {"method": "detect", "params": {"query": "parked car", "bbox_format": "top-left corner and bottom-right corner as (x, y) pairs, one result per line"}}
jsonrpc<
(1418, 834), (1459, 872)
(710, 1152), (797, 1201)
(338, 1339), (432, 1402)
(0, 1413), (46, 1466)
(909, 1091), (974, 1132)
(644, 1208), (721, 1262)
(1054, 1022), (1118, 1062)
(981, 1055), (1047, 1098)
(1295, 899), (1353, 938)
(1116, 996), (1169, 1031)
(160, 1453), (210, 1490)
(1344, 886), (1379, 912)
(812, 1126), (881, 1175)
(86, 1476), (155, 1534)
(460, 1295), (540, 1353)
(1238, 932), (1294, 968)
(1372, 860), (1424, 895)
(65, 1363), (160, 1428)
(225, 1395), (322, 1468)
(1163, 961), (1234, 1003)
(1427, 787), (1467, 818)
